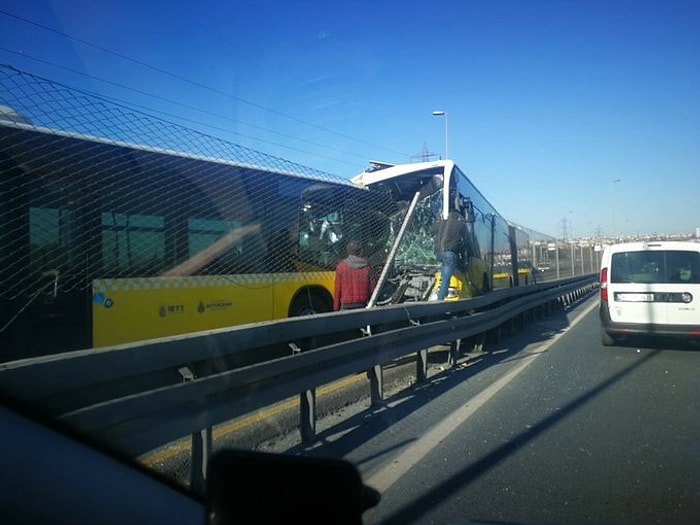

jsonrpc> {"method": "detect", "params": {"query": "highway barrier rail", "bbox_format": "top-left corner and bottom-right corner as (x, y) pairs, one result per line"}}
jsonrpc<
(0, 274), (597, 491)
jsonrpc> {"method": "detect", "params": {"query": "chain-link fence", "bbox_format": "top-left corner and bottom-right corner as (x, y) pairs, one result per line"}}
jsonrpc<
(0, 64), (345, 180)
(0, 65), (403, 357)
(515, 224), (601, 282)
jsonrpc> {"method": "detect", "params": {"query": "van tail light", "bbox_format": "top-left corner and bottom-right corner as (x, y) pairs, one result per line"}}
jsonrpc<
(600, 267), (608, 302)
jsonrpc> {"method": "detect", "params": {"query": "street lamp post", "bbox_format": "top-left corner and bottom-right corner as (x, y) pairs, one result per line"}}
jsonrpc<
(432, 110), (448, 159)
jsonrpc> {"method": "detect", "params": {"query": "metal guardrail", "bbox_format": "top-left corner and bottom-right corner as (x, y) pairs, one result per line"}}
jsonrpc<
(0, 274), (597, 491)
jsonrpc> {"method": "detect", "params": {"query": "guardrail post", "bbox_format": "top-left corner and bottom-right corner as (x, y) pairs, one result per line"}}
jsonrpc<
(417, 348), (428, 383)
(179, 367), (211, 494)
(300, 388), (316, 444)
(448, 337), (461, 367)
(369, 365), (383, 405)
(411, 319), (428, 382)
(468, 333), (485, 356)
(191, 427), (212, 494)
(488, 324), (501, 344)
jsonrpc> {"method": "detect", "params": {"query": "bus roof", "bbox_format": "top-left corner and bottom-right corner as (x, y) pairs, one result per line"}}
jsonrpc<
(351, 159), (455, 188)
(0, 119), (353, 187)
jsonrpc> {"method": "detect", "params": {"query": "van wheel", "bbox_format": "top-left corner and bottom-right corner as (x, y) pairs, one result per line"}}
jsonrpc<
(601, 327), (616, 346)
(289, 292), (332, 317)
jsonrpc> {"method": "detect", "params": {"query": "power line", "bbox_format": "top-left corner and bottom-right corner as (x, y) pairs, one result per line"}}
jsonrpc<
(0, 9), (411, 159)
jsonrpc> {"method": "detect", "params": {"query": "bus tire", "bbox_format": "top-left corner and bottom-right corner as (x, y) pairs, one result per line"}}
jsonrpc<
(289, 290), (332, 317)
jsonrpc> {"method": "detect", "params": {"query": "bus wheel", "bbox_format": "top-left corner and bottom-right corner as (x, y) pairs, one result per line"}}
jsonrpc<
(289, 291), (332, 317)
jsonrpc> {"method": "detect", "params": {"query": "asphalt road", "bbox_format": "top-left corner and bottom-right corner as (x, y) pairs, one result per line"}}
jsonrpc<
(346, 297), (700, 525)
(148, 292), (699, 524)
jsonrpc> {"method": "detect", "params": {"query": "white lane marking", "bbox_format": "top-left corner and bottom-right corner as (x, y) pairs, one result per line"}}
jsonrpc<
(365, 298), (598, 493)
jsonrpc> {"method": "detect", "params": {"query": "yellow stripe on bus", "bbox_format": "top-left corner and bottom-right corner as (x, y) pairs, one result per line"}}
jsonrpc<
(91, 272), (334, 347)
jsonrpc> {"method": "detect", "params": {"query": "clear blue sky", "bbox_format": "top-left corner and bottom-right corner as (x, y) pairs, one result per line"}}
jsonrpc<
(1, 0), (699, 238)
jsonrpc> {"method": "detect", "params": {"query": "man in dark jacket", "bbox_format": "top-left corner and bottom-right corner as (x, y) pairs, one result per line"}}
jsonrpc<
(334, 240), (375, 310)
(434, 211), (466, 300)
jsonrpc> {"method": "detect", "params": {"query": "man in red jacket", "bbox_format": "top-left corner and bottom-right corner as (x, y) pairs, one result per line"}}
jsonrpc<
(333, 240), (375, 310)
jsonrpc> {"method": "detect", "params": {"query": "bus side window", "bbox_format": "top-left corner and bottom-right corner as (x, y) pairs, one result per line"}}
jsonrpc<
(189, 218), (242, 274)
(187, 218), (271, 275)
(30, 207), (63, 276)
(29, 207), (83, 293)
(101, 212), (166, 277)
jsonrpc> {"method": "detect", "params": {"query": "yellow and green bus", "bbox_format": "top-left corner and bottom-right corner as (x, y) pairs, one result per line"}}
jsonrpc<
(0, 120), (396, 360)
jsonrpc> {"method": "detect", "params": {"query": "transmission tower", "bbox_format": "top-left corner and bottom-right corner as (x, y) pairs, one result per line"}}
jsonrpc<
(411, 142), (438, 162)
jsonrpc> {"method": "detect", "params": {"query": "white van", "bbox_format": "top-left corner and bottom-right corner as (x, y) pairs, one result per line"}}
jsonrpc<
(599, 241), (700, 345)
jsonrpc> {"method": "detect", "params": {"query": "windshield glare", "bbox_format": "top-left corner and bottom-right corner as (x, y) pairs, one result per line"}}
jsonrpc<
(1, 3), (699, 525)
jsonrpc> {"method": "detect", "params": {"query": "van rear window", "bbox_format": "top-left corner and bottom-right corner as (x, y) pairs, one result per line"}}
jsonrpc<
(611, 250), (700, 284)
